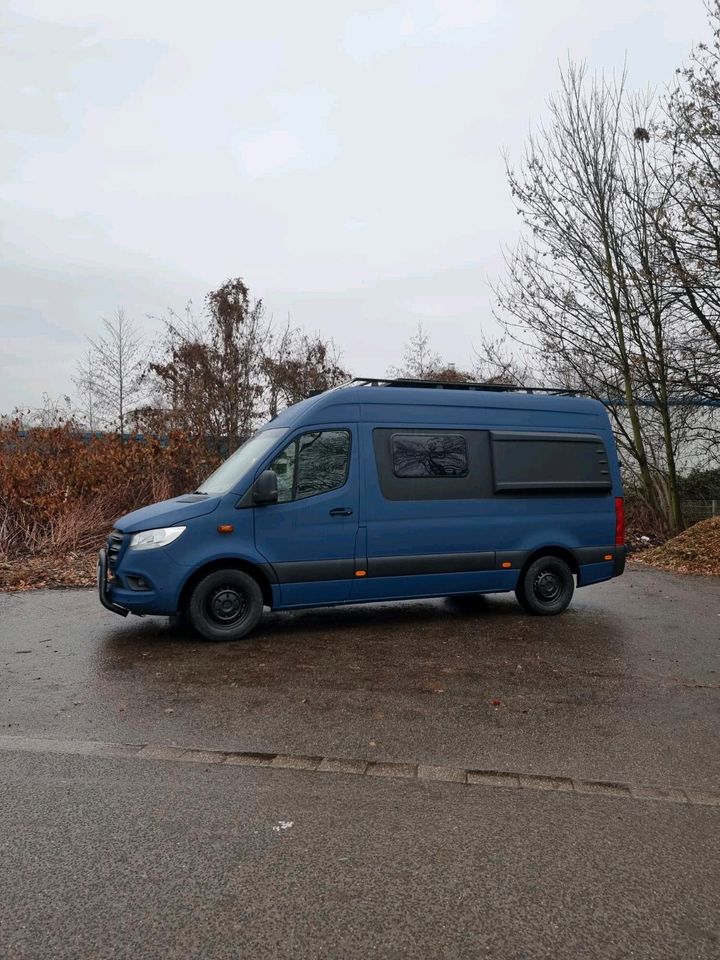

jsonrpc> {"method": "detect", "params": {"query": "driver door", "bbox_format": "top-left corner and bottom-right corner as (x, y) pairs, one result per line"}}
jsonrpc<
(253, 427), (359, 606)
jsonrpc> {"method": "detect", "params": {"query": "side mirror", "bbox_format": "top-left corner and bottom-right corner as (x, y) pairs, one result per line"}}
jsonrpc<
(253, 469), (278, 505)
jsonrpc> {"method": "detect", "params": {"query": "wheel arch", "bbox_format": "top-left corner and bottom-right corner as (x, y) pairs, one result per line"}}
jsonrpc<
(519, 546), (579, 579)
(178, 558), (274, 611)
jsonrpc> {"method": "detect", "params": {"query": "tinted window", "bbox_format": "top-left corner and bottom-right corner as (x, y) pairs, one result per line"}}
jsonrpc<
(373, 428), (491, 501)
(490, 432), (611, 492)
(391, 433), (468, 478)
(270, 430), (350, 502)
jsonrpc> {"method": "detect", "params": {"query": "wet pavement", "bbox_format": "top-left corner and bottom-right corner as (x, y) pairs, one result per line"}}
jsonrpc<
(1, 565), (718, 788)
(1, 565), (719, 958)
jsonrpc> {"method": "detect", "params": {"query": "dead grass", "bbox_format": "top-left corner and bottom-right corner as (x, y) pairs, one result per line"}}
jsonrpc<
(0, 550), (97, 591)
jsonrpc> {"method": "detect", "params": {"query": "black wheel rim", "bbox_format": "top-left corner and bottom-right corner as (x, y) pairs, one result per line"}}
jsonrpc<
(207, 586), (248, 626)
(533, 570), (562, 604)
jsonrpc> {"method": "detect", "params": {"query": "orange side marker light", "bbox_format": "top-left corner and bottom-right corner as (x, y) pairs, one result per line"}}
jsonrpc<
(501, 561), (512, 569)
(217, 524), (234, 534)
(603, 554), (613, 561)
(355, 570), (367, 577)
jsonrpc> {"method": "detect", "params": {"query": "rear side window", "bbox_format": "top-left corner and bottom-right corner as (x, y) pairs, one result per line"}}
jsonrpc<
(270, 429), (351, 502)
(391, 433), (468, 478)
(373, 428), (492, 501)
(490, 431), (611, 492)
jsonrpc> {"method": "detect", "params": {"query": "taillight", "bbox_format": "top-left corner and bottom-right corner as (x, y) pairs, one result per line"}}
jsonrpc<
(615, 497), (625, 546)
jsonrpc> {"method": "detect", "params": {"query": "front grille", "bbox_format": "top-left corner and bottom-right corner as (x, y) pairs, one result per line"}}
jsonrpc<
(107, 530), (125, 570)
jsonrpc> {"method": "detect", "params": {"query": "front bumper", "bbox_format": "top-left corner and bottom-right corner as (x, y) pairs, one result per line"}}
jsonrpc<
(98, 537), (188, 616)
(97, 547), (129, 617)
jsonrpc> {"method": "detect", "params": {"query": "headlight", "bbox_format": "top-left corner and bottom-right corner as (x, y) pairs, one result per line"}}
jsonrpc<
(128, 526), (186, 551)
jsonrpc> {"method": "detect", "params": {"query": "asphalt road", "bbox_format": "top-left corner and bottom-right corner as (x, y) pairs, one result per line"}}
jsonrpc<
(1, 565), (719, 958)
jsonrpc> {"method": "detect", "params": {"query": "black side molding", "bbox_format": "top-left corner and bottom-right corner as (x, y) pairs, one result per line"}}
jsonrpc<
(264, 547), (627, 586)
(273, 558), (355, 583)
(369, 552), (495, 578)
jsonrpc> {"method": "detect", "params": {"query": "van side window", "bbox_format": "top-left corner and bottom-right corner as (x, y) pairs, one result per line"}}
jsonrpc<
(391, 433), (468, 478)
(270, 430), (351, 502)
(373, 428), (492, 501)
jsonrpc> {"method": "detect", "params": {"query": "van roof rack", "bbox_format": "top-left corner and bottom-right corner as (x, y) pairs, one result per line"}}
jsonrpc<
(344, 377), (584, 397)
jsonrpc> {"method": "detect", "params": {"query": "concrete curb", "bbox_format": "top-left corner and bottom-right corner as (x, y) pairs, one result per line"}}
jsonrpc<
(1, 734), (718, 807)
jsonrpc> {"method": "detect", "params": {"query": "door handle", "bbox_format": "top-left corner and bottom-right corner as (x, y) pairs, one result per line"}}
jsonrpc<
(329, 507), (353, 517)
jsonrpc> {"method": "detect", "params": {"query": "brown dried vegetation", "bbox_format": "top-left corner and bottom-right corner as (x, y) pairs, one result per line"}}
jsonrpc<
(632, 517), (720, 576)
(0, 422), (218, 590)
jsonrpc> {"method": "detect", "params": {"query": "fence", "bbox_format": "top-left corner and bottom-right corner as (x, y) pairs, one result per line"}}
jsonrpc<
(682, 500), (720, 525)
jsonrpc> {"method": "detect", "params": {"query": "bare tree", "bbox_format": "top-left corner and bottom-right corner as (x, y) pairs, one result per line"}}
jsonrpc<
(427, 364), (475, 382)
(472, 333), (536, 386)
(147, 279), (268, 453)
(87, 309), (145, 437)
(492, 61), (691, 529)
(205, 278), (267, 449)
(262, 320), (294, 420)
(613, 101), (691, 531)
(389, 323), (445, 379)
(389, 322), (530, 385)
(262, 322), (349, 418)
(657, 0), (720, 402)
(17, 393), (74, 429)
(72, 348), (104, 432)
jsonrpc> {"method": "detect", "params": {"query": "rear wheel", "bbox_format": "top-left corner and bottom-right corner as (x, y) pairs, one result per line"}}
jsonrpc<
(515, 555), (574, 616)
(187, 568), (263, 641)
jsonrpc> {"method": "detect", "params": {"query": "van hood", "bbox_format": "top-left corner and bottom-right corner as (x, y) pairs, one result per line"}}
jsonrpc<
(115, 494), (222, 533)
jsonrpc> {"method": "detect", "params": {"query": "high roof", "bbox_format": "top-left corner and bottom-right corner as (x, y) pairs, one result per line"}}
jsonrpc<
(267, 378), (606, 429)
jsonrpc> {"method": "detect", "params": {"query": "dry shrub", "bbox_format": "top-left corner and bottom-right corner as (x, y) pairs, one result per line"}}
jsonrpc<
(623, 486), (668, 550)
(0, 422), (220, 562)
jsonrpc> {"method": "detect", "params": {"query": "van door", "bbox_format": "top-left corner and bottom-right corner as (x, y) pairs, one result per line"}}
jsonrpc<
(253, 427), (359, 606)
(352, 425), (509, 601)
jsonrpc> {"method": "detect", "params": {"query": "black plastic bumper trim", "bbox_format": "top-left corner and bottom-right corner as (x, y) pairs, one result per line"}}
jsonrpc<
(573, 546), (619, 565)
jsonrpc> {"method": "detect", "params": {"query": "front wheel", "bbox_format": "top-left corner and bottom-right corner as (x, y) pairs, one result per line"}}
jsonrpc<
(187, 569), (264, 641)
(515, 556), (574, 616)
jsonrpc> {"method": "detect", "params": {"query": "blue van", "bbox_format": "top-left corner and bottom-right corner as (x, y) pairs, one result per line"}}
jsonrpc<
(98, 379), (626, 641)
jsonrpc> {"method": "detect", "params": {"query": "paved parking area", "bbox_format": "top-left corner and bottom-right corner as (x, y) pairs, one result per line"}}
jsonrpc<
(2, 565), (719, 788)
(1, 566), (719, 958)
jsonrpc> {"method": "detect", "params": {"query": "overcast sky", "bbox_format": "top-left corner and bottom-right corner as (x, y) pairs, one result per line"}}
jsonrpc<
(1, 0), (711, 412)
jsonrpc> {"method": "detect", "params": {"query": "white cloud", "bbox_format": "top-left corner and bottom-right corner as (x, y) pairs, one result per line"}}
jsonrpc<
(236, 128), (305, 177)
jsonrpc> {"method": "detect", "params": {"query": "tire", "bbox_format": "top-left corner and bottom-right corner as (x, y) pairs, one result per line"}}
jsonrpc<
(187, 568), (264, 642)
(514, 589), (533, 614)
(515, 555), (574, 616)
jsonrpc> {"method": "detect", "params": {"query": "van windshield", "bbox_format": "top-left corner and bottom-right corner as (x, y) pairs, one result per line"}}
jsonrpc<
(196, 428), (288, 495)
